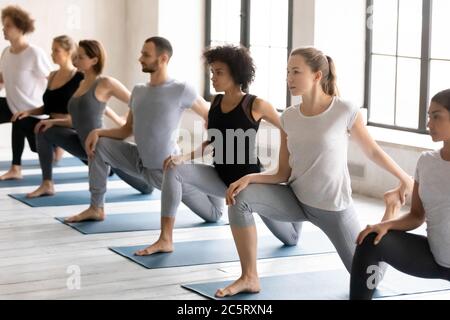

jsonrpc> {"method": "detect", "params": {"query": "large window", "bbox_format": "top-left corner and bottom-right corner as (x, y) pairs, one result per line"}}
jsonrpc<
(205, 0), (293, 110)
(366, 0), (450, 133)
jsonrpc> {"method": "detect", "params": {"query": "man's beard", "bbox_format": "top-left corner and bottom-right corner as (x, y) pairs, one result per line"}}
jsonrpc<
(142, 62), (158, 73)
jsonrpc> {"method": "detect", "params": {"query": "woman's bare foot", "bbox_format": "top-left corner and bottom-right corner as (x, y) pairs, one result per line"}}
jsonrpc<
(215, 276), (261, 298)
(65, 206), (105, 223)
(53, 147), (65, 163)
(26, 181), (55, 198)
(134, 238), (174, 256)
(0, 166), (23, 181)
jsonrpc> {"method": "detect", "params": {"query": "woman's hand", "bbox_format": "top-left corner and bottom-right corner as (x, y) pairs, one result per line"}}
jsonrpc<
(11, 111), (30, 122)
(356, 222), (391, 246)
(85, 130), (100, 159)
(226, 176), (252, 206)
(163, 155), (185, 172)
(34, 120), (54, 134)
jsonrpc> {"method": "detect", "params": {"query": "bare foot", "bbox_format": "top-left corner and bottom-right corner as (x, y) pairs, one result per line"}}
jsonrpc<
(26, 182), (55, 198)
(53, 147), (65, 163)
(134, 238), (174, 256)
(65, 206), (105, 223)
(0, 166), (23, 181)
(215, 276), (261, 298)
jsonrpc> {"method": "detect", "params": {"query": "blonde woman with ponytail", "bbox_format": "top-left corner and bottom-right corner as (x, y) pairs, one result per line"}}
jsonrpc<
(215, 47), (414, 298)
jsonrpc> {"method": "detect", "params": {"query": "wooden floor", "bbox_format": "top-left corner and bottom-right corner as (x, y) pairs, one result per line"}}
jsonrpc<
(1, 155), (449, 300)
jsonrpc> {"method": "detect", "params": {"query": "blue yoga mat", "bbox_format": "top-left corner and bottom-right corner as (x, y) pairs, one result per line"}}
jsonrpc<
(183, 269), (450, 300)
(0, 171), (119, 188)
(55, 210), (229, 234)
(0, 157), (83, 170)
(110, 232), (335, 269)
(9, 188), (161, 207)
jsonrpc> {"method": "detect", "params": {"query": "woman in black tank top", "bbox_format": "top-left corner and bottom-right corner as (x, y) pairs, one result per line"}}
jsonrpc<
(8, 36), (83, 175)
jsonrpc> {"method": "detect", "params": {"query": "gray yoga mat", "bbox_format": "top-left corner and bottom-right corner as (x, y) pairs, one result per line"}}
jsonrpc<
(182, 268), (450, 300)
(9, 188), (161, 207)
(56, 210), (229, 234)
(0, 157), (83, 170)
(110, 232), (336, 269)
(0, 171), (118, 188)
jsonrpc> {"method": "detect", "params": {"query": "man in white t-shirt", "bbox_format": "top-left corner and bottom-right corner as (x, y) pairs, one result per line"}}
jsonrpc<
(0, 5), (52, 180)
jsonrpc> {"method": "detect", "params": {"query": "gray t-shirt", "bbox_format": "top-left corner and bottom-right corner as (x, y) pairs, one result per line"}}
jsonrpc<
(130, 79), (197, 169)
(415, 150), (450, 268)
(281, 96), (360, 211)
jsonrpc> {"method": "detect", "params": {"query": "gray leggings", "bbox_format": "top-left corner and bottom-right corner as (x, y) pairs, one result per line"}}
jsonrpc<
(89, 138), (224, 222)
(162, 164), (302, 246)
(228, 183), (362, 272)
(36, 128), (149, 194)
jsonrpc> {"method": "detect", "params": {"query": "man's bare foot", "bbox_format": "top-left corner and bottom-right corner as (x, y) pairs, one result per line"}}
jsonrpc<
(65, 206), (105, 223)
(53, 147), (65, 163)
(26, 182), (55, 198)
(215, 276), (261, 298)
(134, 238), (174, 256)
(0, 166), (23, 181)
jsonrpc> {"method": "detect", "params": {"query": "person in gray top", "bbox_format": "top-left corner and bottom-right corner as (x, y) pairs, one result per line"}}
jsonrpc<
(27, 40), (142, 199)
(351, 89), (450, 300)
(65, 37), (218, 226)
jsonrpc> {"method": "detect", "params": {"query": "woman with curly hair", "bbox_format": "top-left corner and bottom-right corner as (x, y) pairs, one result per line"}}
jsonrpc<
(0, 5), (53, 180)
(135, 45), (301, 257)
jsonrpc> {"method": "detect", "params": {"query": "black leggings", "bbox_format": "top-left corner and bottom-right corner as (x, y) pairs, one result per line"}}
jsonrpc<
(0, 97), (37, 166)
(350, 231), (450, 300)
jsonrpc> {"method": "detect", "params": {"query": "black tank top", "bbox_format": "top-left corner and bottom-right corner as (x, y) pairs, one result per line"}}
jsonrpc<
(43, 72), (84, 115)
(208, 94), (262, 187)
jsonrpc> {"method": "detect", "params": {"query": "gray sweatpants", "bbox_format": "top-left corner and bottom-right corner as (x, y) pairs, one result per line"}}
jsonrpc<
(228, 183), (362, 272)
(162, 164), (302, 245)
(89, 137), (225, 222)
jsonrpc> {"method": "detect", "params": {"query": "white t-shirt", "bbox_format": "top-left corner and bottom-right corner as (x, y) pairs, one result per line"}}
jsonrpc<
(0, 45), (52, 113)
(281, 96), (360, 211)
(415, 150), (450, 268)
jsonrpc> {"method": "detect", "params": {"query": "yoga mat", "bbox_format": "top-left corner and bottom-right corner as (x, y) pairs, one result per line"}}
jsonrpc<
(9, 188), (161, 207)
(0, 171), (118, 188)
(110, 232), (335, 269)
(0, 157), (83, 170)
(183, 269), (450, 300)
(56, 210), (229, 234)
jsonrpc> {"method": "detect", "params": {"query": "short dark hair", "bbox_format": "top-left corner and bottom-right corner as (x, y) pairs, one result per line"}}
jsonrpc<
(1, 5), (35, 34)
(79, 40), (106, 75)
(431, 89), (450, 113)
(203, 45), (255, 93)
(145, 37), (173, 59)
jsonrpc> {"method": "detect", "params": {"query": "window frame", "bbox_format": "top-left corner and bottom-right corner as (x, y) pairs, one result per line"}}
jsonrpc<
(365, 0), (432, 134)
(204, 0), (294, 111)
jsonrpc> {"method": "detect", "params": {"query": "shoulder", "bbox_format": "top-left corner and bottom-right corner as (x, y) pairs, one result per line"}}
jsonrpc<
(333, 96), (359, 114)
(99, 76), (124, 89)
(28, 45), (48, 58)
(281, 105), (298, 118)
(251, 96), (272, 112)
(418, 150), (439, 164)
(0, 47), (10, 59)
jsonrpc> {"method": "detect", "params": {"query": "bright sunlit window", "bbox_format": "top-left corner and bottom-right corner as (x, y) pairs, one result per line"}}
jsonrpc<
(206, 0), (292, 110)
(366, 0), (450, 133)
